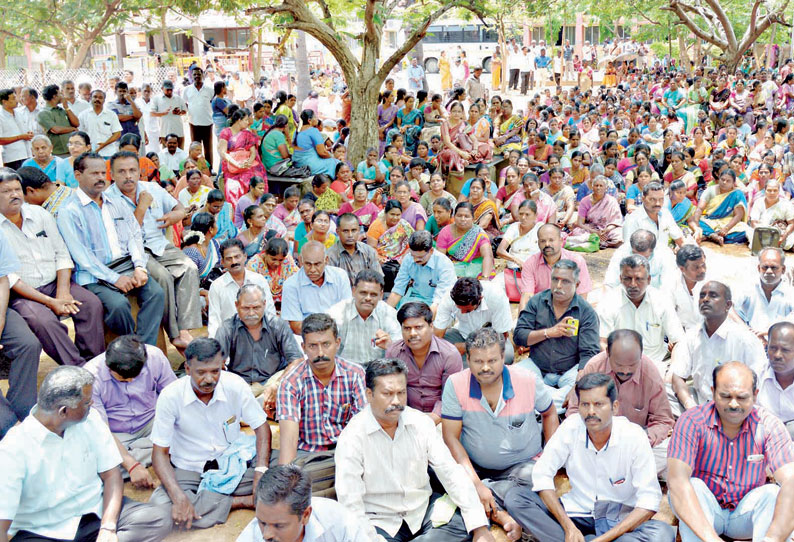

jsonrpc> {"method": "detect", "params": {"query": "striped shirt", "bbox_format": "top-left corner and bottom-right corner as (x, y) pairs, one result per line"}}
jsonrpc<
(276, 357), (367, 452)
(668, 402), (794, 510)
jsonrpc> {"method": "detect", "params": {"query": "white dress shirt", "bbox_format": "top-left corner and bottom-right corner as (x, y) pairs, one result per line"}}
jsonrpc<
(735, 281), (794, 333)
(532, 415), (662, 517)
(158, 147), (188, 173)
(327, 298), (402, 366)
(151, 94), (186, 137)
(0, 203), (73, 288)
(664, 271), (708, 331)
(150, 371), (268, 473)
(335, 405), (488, 539)
(0, 107), (30, 163)
(434, 281), (513, 336)
(207, 270), (276, 338)
(182, 84), (214, 126)
(758, 365), (794, 424)
(0, 409), (121, 539)
(603, 244), (677, 290)
(78, 107), (122, 157)
(622, 205), (683, 248)
(599, 286), (685, 369)
(136, 97), (160, 135)
(67, 98), (91, 118)
(670, 318), (767, 403)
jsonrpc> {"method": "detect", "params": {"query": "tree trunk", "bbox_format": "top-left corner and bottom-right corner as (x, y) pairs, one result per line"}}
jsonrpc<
(347, 78), (381, 168)
(768, 23), (778, 69)
(161, 9), (174, 55)
(497, 21), (507, 94)
(295, 30), (311, 101)
(0, 35), (6, 70)
(678, 33), (691, 72)
(253, 26), (263, 80)
(69, 40), (95, 69)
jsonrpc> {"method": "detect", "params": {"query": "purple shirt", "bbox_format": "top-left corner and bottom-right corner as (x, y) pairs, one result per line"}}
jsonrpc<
(385, 335), (463, 416)
(84, 345), (178, 434)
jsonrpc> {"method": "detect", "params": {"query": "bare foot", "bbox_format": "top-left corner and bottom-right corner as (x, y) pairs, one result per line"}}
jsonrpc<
(231, 494), (255, 510)
(491, 509), (522, 541)
(170, 332), (194, 352)
(707, 233), (725, 246)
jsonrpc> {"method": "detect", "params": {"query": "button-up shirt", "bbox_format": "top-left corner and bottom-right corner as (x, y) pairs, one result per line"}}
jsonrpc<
(276, 357), (367, 452)
(329, 298), (402, 367)
(622, 205), (683, 247)
(158, 147), (188, 174)
(604, 244), (677, 290)
(67, 98), (91, 118)
(392, 249), (456, 307)
(336, 406), (488, 539)
(78, 108), (122, 157)
(236, 497), (370, 542)
(514, 290), (601, 374)
(42, 185), (72, 218)
(281, 266), (352, 323)
(519, 249), (593, 296)
(106, 180), (178, 256)
(56, 188), (147, 286)
(386, 335), (463, 415)
(434, 281), (513, 336)
(15, 106), (43, 141)
(37, 105), (74, 155)
(599, 286), (685, 368)
(567, 351), (674, 446)
(670, 318), (767, 403)
(532, 415), (662, 517)
(151, 94), (186, 136)
(215, 314), (303, 384)
(664, 271), (708, 330)
(107, 99), (140, 137)
(0, 107), (30, 163)
(182, 84), (214, 126)
(84, 344), (177, 434)
(0, 409), (121, 539)
(325, 241), (380, 285)
(442, 366), (552, 470)
(735, 281), (794, 332)
(0, 204), (73, 289)
(669, 402), (794, 510)
(150, 371), (268, 473)
(207, 270), (276, 337)
(758, 365), (794, 423)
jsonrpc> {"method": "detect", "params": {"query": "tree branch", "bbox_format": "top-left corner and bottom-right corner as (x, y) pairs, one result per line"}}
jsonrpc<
(0, 28), (60, 50)
(664, 1), (728, 49)
(310, 0), (335, 30)
(702, 0), (738, 50)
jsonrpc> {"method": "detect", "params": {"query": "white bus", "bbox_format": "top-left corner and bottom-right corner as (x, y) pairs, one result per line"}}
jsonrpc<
(421, 21), (499, 74)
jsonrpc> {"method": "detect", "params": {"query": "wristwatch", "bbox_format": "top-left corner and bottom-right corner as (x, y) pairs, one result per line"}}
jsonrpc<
(100, 522), (117, 532)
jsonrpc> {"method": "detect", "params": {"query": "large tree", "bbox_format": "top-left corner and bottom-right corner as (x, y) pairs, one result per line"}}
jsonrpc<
(664, 0), (791, 70)
(240, 0), (487, 165)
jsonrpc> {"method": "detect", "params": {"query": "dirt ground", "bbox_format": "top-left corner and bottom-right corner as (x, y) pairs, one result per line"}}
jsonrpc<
(6, 241), (757, 540)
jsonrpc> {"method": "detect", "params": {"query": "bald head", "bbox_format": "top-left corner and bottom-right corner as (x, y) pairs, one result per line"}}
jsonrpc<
(301, 241), (327, 283)
(629, 229), (656, 258)
(713, 361), (757, 395)
(301, 241), (325, 261)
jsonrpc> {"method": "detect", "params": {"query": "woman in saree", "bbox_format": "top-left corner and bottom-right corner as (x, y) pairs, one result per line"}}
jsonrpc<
(424, 197), (453, 239)
(388, 94), (423, 155)
(527, 132), (553, 171)
(493, 99), (522, 155)
(717, 125), (746, 161)
(61, 131), (91, 188)
(393, 181), (427, 230)
(686, 126), (712, 161)
(21, 135), (67, 184)
(667, 179), (698, 238)
(202, 189), (238, 243)
(181, 212), (221, 300)
(237, 205), (270, 259)
(778, 73), (794, 113)
(544, 166), (576, 228)
(496, 166), (522, 227)
(468, 177), (500, 238)
(246, 237), (298, 312)
(367, 199), (415, 292)
(696, 168), (749, 245)
(682, 77), (708, 133)
(569, 175), (623, 248)
(297, 210), (337, 252)
(497, 199), (540, 270)
(378, 90), (398, 155)
(293, 109), (339, 177)
(568, 150), (589, 192)
(232, 175), (265, 228)
(219, 108), (268, 208)
(466, 102), (493, 165)
(273, 185), (302, 238)
(260, 192), (287, 239)
(437, 101), (472, 173)
(261, 115), (292, 175)
(626, 165), (654, 213)
(330, 161), (355, 202)
(491, 48), (502, 91)
(273, 91), (297, 144)
(515, 172), (555, 224)
(745, 163), (774, 205)
(440, 51), (452, 91)
(419, 173), (457, 216)
(749, 179), (794, 250)
(338, 181), (380, 234)
(436, 201), (494, 279)
(177, 169), (211, 211)
(664, 150), (698, 203)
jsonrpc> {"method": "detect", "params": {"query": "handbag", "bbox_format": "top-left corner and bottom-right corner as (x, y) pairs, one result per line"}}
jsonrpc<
(504, 268), (522, 303)
(226, 149), (251, 174)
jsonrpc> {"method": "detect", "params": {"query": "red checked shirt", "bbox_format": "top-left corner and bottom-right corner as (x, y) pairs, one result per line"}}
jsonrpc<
(276, 357), (367, 452)
(668, 401), (794, 510)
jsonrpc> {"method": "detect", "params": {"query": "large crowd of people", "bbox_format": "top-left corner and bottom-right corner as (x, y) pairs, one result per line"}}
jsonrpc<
(1, 38), (794, 542)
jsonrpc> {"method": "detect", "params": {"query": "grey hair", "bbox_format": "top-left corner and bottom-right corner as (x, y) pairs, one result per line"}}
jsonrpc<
(256, 464), (312, 516)
(759, 246), (785, 263)
(236, 283), (267, 303)
(31, 134), (52, 147)
(619, 254), (651, 274)
(589, 163), (605, 176)
(465, 327), (505, 357)
(592, 175), (610, 187)
(38, 366), (94, 412)
(552, 258), (580, 281)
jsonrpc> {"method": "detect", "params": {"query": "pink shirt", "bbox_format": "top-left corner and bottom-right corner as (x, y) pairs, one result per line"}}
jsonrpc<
(518, 249), (592, 295)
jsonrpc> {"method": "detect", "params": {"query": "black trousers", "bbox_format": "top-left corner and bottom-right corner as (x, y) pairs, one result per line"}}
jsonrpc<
(0, 309), (40, 439)
(5, 159), (25, 171)
(508, 69), (520, 90)
(190, 123), (213, 169)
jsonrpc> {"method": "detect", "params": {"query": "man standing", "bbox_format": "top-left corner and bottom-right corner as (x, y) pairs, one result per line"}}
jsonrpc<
(505, 373), (675, 542)
(599, 255), (684, 376)
(668, 362), (794, 542)
(335, 358), (496, 542)
(15, 88), (42, 145)
(507, 40), (521, 91)
(622, 182), (684, 248)
(182, 67), (214, 168)
(567, 329), (675, 477)
(734, 247), (794, 343)
(37, 84), (79, 159)
(670, 281), (766, 414)
(281, 241), (352, 335)
(0, 89), (33, 170)
(0, 168), (104, 366)
(563, 40), (575, 83)
(78, 90), (122, 158)
(150, 337), (272, 529)
(534, 48), (551, 89)
(328, 270), (401, 366)
(85, 334), (177, 488)
(136, 83), (160, 153)
(443, 328), (557, 532)
(106, 151), (200, 350)
(519, 224), (592, 308)
(151, 80), (186, 149)
(408, 57), (425, 93)
(387, 230), (456, 313)
(207, 238), (275, 337)
(0, 366), (172, 542)
(108, 82), (142, 138)
(514, 260), (600, 411)
(61, 80), (91, 118)
(520, 47), (533, 95)
(386, 302), (463, 424)
(465, 66), (487, 104)
(325, 213), (380, 285)
(56, 152), (165, 346)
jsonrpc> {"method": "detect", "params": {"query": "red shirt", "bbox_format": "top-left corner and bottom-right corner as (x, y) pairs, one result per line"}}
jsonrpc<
(518, 249), (593, 296)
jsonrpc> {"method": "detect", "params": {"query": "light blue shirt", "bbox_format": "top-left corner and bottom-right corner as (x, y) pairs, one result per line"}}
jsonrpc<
(236, 497), (370, 542)
(407, 65), (425, 90)
(281, 265), (352, 322)
(56, 188), (147, 285)
(0, 409), (122, 539)
(0, 232), (20, 276)
(735, 281), (794, 332)
(106, 180), (179, 256)
(392, 249), (456, 307)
